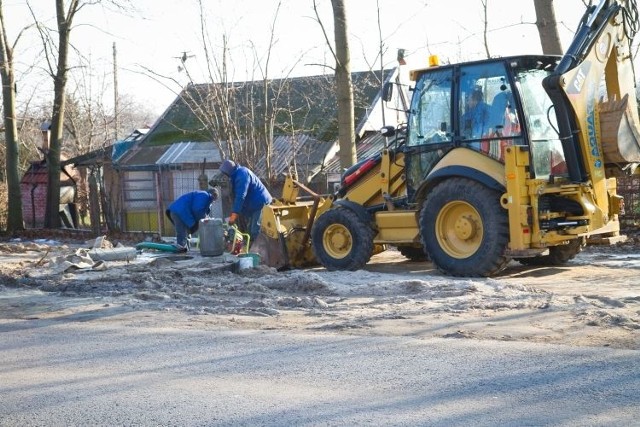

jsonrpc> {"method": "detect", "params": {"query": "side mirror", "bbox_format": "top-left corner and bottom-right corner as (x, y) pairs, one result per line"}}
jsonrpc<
(382, 82), (394, 102)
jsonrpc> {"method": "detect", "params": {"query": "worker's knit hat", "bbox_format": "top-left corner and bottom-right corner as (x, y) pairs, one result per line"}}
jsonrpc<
(219, 159), (236, 176)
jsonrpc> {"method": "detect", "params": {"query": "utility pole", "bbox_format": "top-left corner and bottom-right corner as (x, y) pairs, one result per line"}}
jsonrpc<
(113, 42), (119, 141)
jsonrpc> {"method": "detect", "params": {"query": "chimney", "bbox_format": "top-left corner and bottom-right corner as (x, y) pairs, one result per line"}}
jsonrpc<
(40, 121), (51, 151)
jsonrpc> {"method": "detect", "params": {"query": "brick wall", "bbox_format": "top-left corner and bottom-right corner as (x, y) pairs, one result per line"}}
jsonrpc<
(21, 183), (48, 228)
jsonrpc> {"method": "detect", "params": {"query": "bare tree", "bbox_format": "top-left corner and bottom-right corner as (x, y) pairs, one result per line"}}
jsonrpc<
(147, 0), (310, 186)
(534, 0), (563, 55)
(37, 0), (81, 228)
(0, 0), (27, 232)
(31, 0), (130, 228)
(480, 0), (491, 58)
(314, 0), (356, 169)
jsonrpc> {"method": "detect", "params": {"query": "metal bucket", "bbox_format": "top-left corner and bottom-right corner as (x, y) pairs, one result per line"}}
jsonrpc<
(199, 218), (225, 256)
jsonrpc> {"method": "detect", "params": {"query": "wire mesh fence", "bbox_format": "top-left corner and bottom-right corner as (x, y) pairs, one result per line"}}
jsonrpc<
(617, 175), (640, 227)
(121, 168), (224, 237)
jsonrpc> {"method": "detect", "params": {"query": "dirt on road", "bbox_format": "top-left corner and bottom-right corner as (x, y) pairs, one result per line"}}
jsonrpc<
(0, 233), (639, 350)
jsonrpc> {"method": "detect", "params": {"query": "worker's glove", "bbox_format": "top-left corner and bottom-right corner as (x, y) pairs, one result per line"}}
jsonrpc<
(225, 213), (238, 225)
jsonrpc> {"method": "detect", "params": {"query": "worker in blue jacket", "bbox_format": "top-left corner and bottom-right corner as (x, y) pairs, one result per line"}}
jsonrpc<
(166, 188), (219, 251)
(219, 159), (272, 246)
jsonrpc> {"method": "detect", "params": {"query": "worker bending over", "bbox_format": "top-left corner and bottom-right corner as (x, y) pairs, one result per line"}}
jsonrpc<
(166, 188), (219, 251)
(219, 159), (272, 246)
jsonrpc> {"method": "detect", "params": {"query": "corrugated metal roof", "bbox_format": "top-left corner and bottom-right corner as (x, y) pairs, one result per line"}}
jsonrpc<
(156, 141), (222, 165)
(253, 134), (335, 182)
(119, 145), (170, 169)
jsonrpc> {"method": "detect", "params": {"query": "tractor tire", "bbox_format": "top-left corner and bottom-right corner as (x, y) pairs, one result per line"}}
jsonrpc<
(311, 207), (375, 271)
(515, 238), (585, 266)
(397, 246), (429, 262)
(420, 178), (510, 277)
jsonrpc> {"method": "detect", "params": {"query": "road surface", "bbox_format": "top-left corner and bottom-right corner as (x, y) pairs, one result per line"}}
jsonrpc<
(1, 310), (638, 426)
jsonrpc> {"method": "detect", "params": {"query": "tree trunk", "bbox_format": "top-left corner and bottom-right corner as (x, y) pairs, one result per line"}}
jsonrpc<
(331, 0), (356, 170)
(0, 3), (24, 232)
(88, 169), (101, 235)
(45, 0), (76, 228)
(534, 0), (563, 55)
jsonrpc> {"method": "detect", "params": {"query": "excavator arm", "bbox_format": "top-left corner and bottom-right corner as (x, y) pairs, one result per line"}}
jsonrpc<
(543, 0), (640, 181)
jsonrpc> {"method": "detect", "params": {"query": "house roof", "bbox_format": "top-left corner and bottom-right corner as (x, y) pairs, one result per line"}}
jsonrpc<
(140, 68), (398, 148)
(156, 141), (222, 166)
(118, 145), (172, 171)
(62, 128), (150, 168)
(114, 69), (405, 179)
(62, 146), (111, 168)
(254, 134), (336, 183)
(21, 160), (76, 186)
(117, 135), (334, 182)
(113, 128), (148, 161)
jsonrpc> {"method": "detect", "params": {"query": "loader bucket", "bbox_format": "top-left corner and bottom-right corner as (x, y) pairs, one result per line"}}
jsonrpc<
(252, 232), (289, 270)
(254, 176), (332, 269)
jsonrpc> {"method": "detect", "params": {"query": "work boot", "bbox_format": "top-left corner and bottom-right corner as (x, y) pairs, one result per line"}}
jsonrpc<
(172, 243), (188, 253)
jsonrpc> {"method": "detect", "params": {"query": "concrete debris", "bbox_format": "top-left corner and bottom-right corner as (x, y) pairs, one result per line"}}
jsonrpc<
(87, 235), (114, 249)
(46, 248), (107, 274)
(88, 246), (137, 262)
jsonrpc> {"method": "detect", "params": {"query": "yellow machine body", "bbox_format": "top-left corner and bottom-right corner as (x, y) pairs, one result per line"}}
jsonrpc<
(255, 0), (639, 276)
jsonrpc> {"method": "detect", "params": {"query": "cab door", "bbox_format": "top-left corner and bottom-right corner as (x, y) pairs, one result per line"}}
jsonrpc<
(405, 67), (454, 201)
(456, 61), (523, 160)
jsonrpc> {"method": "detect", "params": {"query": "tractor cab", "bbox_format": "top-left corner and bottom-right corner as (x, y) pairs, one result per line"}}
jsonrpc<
(404, 55), (568, 202)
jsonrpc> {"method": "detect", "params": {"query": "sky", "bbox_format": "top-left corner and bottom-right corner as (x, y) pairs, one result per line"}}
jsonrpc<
(2, 0), (619, 119)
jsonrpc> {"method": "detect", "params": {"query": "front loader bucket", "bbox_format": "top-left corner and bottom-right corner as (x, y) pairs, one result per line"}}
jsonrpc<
(257, 176), (332, 270)
(252, 232), (289, 270)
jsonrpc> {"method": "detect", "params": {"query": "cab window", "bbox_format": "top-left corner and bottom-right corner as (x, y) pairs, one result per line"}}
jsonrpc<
(459, 62), (522, 160)
(407, 69), (452, 147)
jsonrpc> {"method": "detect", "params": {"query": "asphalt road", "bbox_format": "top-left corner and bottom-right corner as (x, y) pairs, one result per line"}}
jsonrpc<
(1, 311), (638, 427)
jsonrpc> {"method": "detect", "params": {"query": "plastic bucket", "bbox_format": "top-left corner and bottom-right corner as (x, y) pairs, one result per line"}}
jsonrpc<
(238, 252), (261, 267)
(237, 256), (253, 270)
(199, 218), (225, 256)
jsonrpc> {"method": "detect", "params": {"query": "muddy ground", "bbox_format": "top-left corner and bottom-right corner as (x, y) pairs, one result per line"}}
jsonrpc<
(0, 231), (639, 350)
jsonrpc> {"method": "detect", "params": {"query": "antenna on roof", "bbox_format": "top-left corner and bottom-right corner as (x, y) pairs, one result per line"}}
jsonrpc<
(174, 51), (195, 64)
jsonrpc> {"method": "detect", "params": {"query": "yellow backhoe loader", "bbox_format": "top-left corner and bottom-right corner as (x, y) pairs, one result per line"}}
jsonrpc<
(254, 0), (640, 277)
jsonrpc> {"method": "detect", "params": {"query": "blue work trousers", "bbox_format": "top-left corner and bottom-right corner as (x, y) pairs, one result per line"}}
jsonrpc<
(170, 211), (190, 248)
(245, 208), (264, 248)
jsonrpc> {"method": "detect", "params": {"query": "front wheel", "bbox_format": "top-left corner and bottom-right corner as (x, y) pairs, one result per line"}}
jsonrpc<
(311, 208), (375, 271)
(420, 178), (510, 277)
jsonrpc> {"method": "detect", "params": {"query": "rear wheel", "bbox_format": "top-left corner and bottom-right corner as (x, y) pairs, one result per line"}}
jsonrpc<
(420, 178), (510, 277)
(516, 238), (585, 266)
(311, 208), (375, 271)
